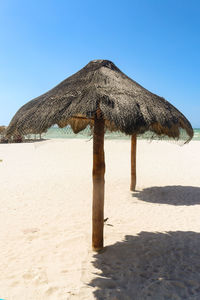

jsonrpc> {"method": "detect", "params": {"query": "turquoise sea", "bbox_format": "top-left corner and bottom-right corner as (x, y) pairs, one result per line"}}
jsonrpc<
(193, 128), (200, 140)
(35, 127), (200, 141)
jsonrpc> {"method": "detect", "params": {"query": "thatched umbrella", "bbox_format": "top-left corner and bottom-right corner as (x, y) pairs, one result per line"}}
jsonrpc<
(0, 126), (7, 142)
(0, 126), (6, 135)
(6, 60), (193, 251)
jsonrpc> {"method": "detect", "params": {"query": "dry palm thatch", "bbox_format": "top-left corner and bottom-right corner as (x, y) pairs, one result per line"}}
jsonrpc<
(6, 60), (193, 142)
(6, 60), (194, 251)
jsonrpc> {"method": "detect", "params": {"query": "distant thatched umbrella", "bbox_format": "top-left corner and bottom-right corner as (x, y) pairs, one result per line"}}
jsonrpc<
(0, 126), (7, 141)
(0, 126), (6, 135)
(6, 60), (193, 251)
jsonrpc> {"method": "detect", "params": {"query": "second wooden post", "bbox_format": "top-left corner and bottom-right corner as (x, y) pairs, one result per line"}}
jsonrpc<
(130, 134), (137, 191)
(92, 109), (105, 251)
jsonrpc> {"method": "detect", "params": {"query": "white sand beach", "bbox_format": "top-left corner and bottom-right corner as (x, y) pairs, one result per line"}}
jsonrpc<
(0, 139), (200, 300)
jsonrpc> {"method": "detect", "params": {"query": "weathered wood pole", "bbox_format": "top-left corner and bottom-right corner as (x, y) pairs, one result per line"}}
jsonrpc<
(92, 109), (105, 251)
(130, 134), (137, 191)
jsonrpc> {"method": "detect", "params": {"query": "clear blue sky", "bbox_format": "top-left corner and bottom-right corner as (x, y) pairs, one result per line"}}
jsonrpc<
(0, 0), (199, 127)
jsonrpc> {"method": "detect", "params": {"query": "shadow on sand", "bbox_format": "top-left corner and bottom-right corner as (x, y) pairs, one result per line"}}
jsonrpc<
(133, 186), (200, 206)
(89, 231), (200, 300)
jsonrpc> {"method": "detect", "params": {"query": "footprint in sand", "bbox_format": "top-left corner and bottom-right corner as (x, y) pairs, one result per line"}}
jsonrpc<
(10, 280), (20, 287)
(45, 286), (59, 295)
(22, 228), (40, 241)
(23, 268), (48, 285)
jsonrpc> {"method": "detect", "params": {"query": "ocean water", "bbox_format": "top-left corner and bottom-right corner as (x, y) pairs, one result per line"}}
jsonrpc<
(193, 128), (200, 140)
(33, 127), (200, 141)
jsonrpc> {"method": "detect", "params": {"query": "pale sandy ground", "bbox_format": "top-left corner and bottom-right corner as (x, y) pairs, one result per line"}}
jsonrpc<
(0, 139), (200, 300)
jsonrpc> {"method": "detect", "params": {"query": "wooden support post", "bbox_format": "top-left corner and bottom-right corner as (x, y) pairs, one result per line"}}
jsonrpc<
(130, 134), (137, 191)
(92, 109), (105, 251)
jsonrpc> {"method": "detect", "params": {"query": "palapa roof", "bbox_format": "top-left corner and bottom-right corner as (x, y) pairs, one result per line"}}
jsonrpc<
(6, 59), (193, 142)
